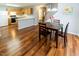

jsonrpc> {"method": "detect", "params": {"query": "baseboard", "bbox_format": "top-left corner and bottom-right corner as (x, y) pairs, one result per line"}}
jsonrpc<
(0, 25), (8, 28)
(68, 32), (79, 37)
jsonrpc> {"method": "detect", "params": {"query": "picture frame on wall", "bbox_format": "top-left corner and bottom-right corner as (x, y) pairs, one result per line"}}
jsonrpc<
(63, 6), (73, 15)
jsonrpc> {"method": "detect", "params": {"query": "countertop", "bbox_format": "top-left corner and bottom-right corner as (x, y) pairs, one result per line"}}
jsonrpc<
(16, 15), (35, 21)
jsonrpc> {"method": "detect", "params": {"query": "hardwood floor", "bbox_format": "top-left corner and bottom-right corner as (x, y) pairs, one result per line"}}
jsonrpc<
(0, 25), (79, 56)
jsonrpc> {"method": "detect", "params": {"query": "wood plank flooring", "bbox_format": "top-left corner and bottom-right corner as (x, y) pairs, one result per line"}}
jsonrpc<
(0, 25), (79, 56)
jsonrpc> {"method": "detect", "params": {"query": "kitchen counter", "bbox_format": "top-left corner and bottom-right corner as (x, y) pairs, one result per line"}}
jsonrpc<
(17, 16), (37, 29)
(17, 17), (35, 21)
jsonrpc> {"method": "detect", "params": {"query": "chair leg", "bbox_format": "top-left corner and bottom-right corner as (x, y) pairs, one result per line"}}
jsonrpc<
(64, 39), (67, 47)
(66, 37), (67, 42)
(64, 36), (67, 47)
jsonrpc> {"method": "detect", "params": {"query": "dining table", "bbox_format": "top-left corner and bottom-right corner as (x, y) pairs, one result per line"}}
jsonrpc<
(44, 22), (63, 48)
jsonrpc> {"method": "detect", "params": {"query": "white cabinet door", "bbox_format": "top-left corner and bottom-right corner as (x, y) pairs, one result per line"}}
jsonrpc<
(18, 19), (35, 29)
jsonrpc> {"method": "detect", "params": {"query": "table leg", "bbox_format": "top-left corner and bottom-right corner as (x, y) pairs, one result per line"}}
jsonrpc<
(55, 30), (58, 48)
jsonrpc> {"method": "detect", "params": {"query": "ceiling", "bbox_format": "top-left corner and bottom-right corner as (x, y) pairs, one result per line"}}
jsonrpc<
(0, 3), (47, 7)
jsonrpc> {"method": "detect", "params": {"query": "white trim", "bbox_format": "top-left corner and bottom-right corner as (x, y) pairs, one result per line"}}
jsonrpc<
(0, 24), (8, 28)
(68, 32), (79, 37)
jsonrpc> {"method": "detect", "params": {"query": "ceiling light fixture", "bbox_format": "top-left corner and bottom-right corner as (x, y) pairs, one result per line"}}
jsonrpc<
(47, 8), (51, 11)
(51, 8), (58, 11)
(47, 3), (58, 11)
(48, 8), (57, 11)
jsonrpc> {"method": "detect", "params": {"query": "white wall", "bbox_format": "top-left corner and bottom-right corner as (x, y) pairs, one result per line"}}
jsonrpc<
(33, 6), (39, 25)
(54, 3), (79, 36)
(0, 6), (8, 27)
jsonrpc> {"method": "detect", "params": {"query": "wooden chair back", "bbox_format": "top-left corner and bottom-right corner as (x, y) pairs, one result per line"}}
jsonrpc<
(39, 23), (47, 32)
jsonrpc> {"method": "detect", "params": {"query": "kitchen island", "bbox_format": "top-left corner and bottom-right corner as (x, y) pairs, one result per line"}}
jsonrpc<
(17, 17), (37, 29)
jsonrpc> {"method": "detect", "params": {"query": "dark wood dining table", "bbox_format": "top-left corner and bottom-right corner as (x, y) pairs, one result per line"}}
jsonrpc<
(45, 22), (62, 48)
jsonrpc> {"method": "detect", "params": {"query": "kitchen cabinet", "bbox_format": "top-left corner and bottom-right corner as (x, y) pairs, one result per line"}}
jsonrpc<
(7, 8), (23, 15)
(7, 8), (17, 15)
(27, 8), (33, 14)
(24, 8), (33, 15)
(16, 9), (23, 15)
(7, 8), (33, 15)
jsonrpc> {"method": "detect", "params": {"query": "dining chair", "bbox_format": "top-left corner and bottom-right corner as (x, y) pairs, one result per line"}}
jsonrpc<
(58, 23), (69, 47)
(39, 23), (52, 41)
(39, 22), (52, 53)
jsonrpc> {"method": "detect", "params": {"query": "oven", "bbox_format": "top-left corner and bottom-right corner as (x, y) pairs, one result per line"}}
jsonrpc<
(10, 15), (16, 23)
